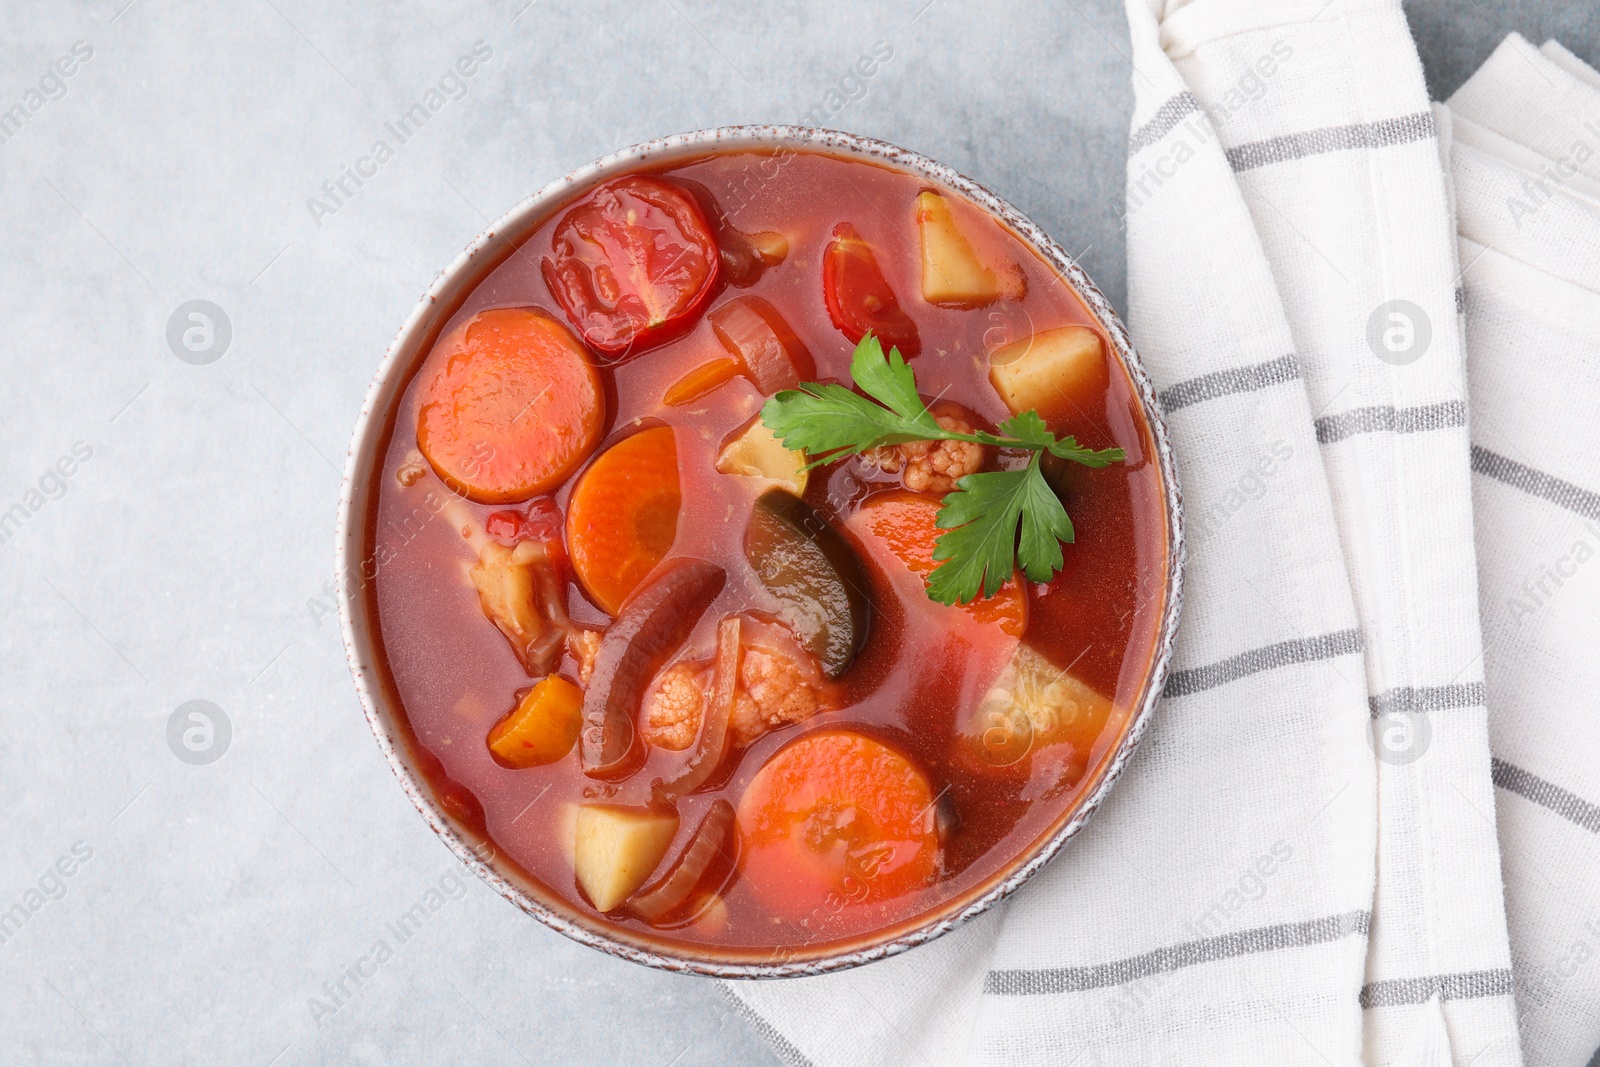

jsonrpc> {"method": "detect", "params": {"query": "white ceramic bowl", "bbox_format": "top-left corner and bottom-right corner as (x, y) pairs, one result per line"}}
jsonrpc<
(337, 126), (1185, 978)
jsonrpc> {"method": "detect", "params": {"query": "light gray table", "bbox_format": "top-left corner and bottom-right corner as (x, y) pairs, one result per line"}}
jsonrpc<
(0, 2), (1590, 1063)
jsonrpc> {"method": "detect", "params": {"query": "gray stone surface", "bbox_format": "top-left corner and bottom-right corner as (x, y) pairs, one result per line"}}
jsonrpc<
(0, 2), (1589, 1064)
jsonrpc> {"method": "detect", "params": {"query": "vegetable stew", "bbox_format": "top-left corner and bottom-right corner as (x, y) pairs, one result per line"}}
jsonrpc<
(366, 147), (1169, 958)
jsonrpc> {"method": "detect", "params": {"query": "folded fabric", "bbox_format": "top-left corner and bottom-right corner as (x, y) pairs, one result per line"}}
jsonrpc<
(1443, 34), (1600, 1067)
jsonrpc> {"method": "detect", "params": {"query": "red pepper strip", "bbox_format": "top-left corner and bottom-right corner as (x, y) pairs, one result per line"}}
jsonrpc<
(628, 799), (737, 924)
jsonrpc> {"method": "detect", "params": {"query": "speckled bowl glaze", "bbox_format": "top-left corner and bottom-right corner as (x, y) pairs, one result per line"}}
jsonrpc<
(338, 126), (1185, 979)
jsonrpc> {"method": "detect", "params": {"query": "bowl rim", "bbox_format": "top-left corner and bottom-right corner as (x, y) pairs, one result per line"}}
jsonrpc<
(336, 124), (1186, 979)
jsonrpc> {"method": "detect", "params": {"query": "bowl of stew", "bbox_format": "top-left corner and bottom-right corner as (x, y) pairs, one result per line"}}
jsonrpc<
(338, 126), (1183, 977)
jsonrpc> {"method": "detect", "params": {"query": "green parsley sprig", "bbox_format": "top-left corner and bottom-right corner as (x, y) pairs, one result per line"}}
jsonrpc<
(759, 334), (1125, 606)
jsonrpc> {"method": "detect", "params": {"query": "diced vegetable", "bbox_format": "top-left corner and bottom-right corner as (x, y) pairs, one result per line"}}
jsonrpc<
(822, 223), (920, 359)
(565, 426), (682, 616)
(541, 176), (721, 355)
(485, 497), (563, 546)
(736, 730), (938, 920)
(708, 297), (815, 393)
(674, 176), (788, 287)
(718, 228), (788, 288)
(744, 490), (870, 679)
(629, 799), (737, 923)
(469, 538), (571, 675)
(715, 416), (808, 496)
(849, 491), (1027, 638)
(987, 326), (1109, 422)
(968, 644), (1121, 777)
(579, 559), (726, 779)
(416, 308), (604, 503)
(915, 190), (1024, 307)
(487, 675), (584, 768)
(572, 804), (680, 911)
(663, 357), (742, 407)
(655, 617), (741, 802)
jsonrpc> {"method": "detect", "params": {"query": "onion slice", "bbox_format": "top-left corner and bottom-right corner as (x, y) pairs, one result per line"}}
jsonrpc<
(579, 559), (725, 780)
(628, 799), (737, 924)
(655, 617), (742, 802)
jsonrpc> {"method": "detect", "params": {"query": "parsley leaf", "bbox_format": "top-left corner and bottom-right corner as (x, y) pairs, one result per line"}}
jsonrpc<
(760, 332), (1125, 605)
(927, 456), (1074, 603)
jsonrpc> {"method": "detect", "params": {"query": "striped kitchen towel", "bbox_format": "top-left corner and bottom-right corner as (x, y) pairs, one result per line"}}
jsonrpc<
(1444, 34), (1600, 1067)
(1126, 0), (1521, 1063)
(722, 9), (1600, 1067)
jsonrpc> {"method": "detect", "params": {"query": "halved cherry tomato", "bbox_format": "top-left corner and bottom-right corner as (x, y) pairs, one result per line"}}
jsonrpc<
(822, 223), (920, 359)
(541, 176), (721, 356)
(416, 308), (604, 503)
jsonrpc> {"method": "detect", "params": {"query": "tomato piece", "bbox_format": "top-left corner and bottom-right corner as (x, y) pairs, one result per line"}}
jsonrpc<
(541, 176), (721, 356)
(737, 729), (938, 925)
(416, 309), (604, 503)
(821, 223), (920, 359)
(486, 497), (564, 547)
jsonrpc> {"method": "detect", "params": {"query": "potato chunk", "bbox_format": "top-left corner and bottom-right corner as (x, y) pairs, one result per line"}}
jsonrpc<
(716, 416), (808, 496)
(968, 644), (1120, 773)
(572, 805), (679, 912)
(987, 326), (1109, 421)
(486, 676), (583, 768)
(916, 190), (1024, 308)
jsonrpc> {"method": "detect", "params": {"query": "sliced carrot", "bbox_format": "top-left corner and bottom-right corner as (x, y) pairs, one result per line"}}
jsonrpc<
(663, 356), (741, 407)
(737, 729), (938, 923)
(565, 426), (682, 615)
(850, 491), (1027, 637)
(487, 675), (584, 768)
(416, 308), (604, 503)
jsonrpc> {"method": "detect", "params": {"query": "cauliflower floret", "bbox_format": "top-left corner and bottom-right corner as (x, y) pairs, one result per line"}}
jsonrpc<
(730, 646), (824, 746)
(567, 628), (602, 687)
(636, 621), (829, 752)
(864, 409), (984, 494)
(641, 661), (710, 750)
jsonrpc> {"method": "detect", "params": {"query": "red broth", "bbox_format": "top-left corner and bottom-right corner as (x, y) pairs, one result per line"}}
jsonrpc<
(365, 148), (1168, 958)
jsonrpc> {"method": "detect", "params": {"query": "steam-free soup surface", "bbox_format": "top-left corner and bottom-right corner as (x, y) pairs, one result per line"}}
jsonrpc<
(368, 148), (1167, 958)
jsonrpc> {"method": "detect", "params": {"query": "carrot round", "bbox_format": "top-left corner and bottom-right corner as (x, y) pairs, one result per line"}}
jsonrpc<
(416, 308), (604, 503)
(852, 491), (1027, 637)
(565, 425), (682, 615)
(736, 729), (938, 922)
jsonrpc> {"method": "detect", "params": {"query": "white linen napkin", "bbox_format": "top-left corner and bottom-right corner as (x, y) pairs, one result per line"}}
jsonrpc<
(1442, 34), (1600, 1067)
(722, 10), (1597, 1067)
(1139, 2), (1520, 1063)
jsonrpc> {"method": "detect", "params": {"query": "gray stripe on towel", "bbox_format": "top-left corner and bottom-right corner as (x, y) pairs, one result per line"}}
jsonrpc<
(1227, 112), (1436, 171)
(1471, 446), (1600, 522)
(1130, 91), (1203, 154)
(1492, 758), (1600, 834)
(1368, 683), (1485, 718)
(985, 910), (1370, 996)
(718, 986), (821, 1067)
(1314, 400), (1467, 445)
(1163, 630), (1363, 699)
(1158, 354), (1301, 414)
(1359, 968), (1514, 1009)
